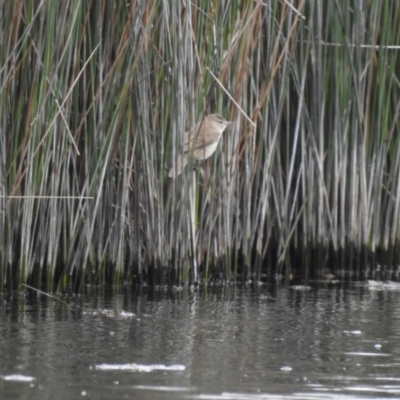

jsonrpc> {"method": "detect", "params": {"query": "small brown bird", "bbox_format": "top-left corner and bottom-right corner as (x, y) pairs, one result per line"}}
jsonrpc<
(168, 114), (233, 178)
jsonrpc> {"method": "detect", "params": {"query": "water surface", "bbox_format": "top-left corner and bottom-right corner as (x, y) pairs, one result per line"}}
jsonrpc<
(1, 282), (400, 399)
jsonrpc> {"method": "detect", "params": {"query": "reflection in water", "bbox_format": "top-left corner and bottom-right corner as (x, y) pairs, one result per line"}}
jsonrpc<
(1, 284), (400, 399)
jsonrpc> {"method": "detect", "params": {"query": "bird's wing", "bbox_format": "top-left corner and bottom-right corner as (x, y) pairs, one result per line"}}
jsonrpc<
(182, 119), (213, 153)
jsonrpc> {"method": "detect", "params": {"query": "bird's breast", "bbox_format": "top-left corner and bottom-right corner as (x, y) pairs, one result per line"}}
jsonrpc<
(193, 140), (220, 160)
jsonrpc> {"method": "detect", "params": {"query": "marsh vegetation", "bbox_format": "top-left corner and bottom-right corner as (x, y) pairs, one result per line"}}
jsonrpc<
(1, 1), (400, 290)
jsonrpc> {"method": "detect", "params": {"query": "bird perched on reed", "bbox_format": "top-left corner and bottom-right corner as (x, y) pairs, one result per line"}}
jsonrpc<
(168, 114), (233, 178)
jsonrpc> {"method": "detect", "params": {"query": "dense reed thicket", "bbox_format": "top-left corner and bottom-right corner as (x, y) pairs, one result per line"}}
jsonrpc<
(1, 1), (400, 291)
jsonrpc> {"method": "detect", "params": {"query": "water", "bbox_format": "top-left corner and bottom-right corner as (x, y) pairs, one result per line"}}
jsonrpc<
(1, 282), (400, 399)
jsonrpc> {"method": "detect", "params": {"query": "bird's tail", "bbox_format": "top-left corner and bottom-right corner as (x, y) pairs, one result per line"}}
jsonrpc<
(168, 154), (188, 178)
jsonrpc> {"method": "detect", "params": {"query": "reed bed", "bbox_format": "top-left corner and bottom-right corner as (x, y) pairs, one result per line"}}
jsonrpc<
(1, 1), (400, 291)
